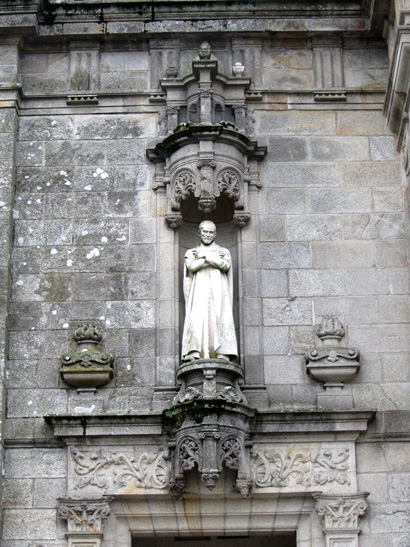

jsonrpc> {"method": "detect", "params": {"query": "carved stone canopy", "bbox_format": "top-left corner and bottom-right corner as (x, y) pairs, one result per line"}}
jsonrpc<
(147, 43), (266, 228)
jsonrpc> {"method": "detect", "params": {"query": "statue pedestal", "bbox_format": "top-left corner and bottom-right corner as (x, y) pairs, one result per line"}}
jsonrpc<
(165, 358), (254, 497)
(174, 358), (246, 404)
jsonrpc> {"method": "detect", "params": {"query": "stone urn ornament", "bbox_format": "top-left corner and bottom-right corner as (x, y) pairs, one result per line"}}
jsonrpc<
(60, 322), (114, 391)
(306, 316), (360, 408)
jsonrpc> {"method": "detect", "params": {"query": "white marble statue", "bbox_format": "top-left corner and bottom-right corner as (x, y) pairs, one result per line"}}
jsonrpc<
(181, 221), (238, 362)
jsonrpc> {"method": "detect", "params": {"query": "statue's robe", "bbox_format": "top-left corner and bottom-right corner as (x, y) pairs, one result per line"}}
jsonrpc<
(181, 243), (238, 360)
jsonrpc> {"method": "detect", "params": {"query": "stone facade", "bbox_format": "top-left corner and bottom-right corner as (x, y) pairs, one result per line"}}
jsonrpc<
(1, 0), (410, 546)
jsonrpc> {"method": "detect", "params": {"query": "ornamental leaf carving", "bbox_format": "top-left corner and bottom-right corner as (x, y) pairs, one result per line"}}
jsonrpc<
(220, 438), (241, 470)
(217, 170), (240, 201)
(173, 171), (196, 206)
(252, 447), (350, 488)
(179, 439), (200, 471)
(70, 447), (170, 490)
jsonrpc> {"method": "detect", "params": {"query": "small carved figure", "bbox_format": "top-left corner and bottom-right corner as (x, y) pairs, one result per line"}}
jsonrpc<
(181, 221), (238, 362)
(198, 41), (212, 60)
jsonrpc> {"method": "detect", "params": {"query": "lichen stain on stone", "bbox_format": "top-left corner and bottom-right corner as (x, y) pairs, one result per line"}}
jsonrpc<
(181, 494), (202, 536)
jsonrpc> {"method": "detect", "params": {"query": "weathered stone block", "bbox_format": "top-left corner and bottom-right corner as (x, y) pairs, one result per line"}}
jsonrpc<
(105, 300), (155, 329)
(11, 248), (41, 274)
(45, 141), (105, 166)
(243, 297), (262, 326)
(99, 71), (149, 92)
(286, 214), (342, 241)
(105, 139), (146, 164)
(75, 114), (155, 140)
(128, 272), (156, 300)
(289, 269), (345, 296)
(375, 240), (407, 267)
(19, 116), (74, 141)
(11, 275), (42, 302)
(263, 297), (312, 325)
(5, 359), (38, 388)
(16, 167), (75, 194)
(266, 137), (308, 162)
(349, 324), (410, 353)
(313, 296), (379, 324)
(379, 295), (410, 323)
(345, 267), (409, 295)
(100, 50), (149, 72)
(4, 448), (67, 478)
(33, 478), (66, 508)
(373, 187), (403, 212)
(262, 326), (290, 355)
(70, 273), (127, 301)
(310, 136), (369, 161)
(106, 190), (151, 218)
(337, 111), (393, 136)
(257, 111), (335, 135)
(388, 474), (410, 502)
(260, 269), (288, 297)
(16, 142), (44, 167)
(289, 326), (317, 359)
(13, 194), (42, 220)
(260, 242), (311, 269)
(264, 354), (305, 384)
(369, 502), (410, 533)
(264, 48), (313, 69)
(9, 330), (68, 360)
(382, 353), (410, 382)
(340, 161), (401, 186)
(259, 188), (306, 214)
(130, 218), (156, 243)
(263, 162), (338, 187)
(7, 389), (67, 417)
(343, 213), (406, 240)
(309, 188), (372, 213)
(2, 509), (57, 540)
(2, 479), (33, 508)
(73, 219), (129, 245)
(259, 215), (286, 241)
(311, 240), (375, 268)
(370, 136), (397, 161)
(344, 67), (389, 88)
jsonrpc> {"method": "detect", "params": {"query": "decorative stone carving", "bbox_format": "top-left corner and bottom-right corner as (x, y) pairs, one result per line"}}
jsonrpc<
(314, 493), (369, 547)
(60, 323), (114, 391)
(59, 498), (111, 534)
(164, 368), (254, 497)
(70, 447), (170, 491)
(306, 316), (360, 409)
(252, 446), (351, 489)
(147, 43), (266, 228)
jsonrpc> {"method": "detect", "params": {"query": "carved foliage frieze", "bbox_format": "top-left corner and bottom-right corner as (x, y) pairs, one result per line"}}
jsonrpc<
(70, 447), (170, 492)
(251, 445), (354, 491)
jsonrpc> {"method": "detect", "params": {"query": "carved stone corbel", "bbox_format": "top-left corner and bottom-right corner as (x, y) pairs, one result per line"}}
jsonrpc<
(314, 493), (369, 547)
(58, 497), (112, 547)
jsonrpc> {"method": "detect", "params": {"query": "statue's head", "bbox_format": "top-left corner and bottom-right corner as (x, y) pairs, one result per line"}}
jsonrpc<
(199, 220), (216, 245)
(198, 41), (212, 59)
